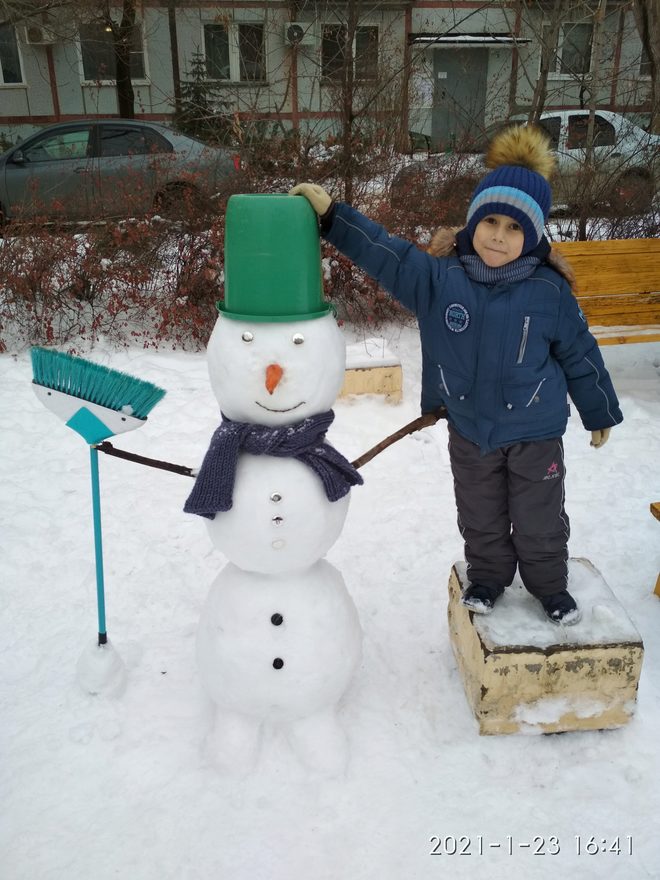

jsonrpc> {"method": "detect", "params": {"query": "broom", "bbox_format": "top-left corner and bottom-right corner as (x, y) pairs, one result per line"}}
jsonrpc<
(31, 347), (166, 655)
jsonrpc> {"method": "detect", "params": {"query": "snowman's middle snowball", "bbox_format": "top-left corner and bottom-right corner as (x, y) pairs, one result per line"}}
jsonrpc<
(204, 455), (351, 573)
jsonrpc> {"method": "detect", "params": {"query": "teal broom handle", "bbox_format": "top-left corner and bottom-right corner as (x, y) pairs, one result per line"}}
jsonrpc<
(89, 446), (108, 645)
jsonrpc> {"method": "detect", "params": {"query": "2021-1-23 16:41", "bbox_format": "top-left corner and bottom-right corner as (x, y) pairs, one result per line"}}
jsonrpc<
(428, 835), (634, 856)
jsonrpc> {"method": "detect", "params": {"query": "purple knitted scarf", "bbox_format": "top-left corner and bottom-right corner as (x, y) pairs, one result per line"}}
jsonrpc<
(183, 410), (363, 519)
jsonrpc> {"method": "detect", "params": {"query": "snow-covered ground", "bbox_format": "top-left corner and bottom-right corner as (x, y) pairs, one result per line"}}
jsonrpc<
(2, 326), (659, 880)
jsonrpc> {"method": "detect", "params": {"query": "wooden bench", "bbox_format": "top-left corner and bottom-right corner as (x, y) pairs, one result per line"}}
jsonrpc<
(652, 503), (660, 598)
(553, 238), (660, 345)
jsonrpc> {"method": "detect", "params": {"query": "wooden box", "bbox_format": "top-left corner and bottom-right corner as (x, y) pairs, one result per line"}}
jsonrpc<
(340, 338), (402, 403)
(447, 559), (644, 735)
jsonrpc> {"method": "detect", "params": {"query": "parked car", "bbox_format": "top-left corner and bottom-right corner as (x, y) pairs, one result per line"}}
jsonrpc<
(391, 110), (660, 217)
(0, 119), (241, 226)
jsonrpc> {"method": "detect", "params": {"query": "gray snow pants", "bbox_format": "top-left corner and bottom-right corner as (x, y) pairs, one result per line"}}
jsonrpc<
(448, 424), (570, 598)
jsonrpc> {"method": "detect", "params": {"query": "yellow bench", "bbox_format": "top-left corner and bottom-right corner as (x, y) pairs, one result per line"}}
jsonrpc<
(652, 503), (660, 598)
(553, 238), (660, 345)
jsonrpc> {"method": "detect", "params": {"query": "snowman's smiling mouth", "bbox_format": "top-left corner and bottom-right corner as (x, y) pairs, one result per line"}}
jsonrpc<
(256, 401), (305, 413)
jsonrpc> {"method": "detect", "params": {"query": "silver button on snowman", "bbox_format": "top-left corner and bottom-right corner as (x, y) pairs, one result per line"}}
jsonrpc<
(185, 194), (363, 776)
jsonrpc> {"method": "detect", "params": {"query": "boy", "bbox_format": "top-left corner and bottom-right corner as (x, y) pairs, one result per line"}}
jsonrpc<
(290, 124), (623, 625)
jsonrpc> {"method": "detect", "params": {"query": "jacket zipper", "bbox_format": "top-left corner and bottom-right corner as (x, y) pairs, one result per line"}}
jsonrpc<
(525, 377), (546, 407)
(516, 316), (530, 364)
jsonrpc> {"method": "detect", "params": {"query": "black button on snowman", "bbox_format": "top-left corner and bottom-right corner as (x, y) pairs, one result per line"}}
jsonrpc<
(185, 194), (363, 776)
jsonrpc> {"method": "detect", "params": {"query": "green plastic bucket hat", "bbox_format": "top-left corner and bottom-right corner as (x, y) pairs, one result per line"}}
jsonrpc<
(218, 193), (332, 322)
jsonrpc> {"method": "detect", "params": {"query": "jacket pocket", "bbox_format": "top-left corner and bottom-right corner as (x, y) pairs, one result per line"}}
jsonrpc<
(503, 377), (547, 411)
(437, 364), (473, 401)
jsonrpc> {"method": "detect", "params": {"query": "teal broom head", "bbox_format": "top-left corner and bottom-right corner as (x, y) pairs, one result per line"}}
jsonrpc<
(31, 347), (166, 444)
(31, 348), (166, 418)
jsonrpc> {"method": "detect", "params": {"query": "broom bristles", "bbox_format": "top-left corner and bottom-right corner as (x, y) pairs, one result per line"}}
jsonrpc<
(31, 348), (166, 420)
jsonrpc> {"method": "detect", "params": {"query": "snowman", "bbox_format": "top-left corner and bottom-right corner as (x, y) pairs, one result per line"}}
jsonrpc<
(184, 194), (363, 776)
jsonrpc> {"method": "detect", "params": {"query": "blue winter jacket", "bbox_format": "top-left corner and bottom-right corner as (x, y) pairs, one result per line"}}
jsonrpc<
(325, 203), (623, 453)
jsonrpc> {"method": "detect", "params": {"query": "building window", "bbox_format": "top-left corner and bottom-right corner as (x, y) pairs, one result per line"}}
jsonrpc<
(322, 24), (379, 81)
(322, 25), (346, 80)
(543, 22), (593, 76)
(0, 23), (23, 84)
(205, 24), (230, 79)
(640, 44), (651, 78)
(79, 22), (145, 81)
(355, 26), (378, 81)
(204, 23), (265, 82)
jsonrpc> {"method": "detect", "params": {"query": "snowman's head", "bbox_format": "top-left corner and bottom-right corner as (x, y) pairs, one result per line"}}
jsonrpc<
(207, 313), (346, 426)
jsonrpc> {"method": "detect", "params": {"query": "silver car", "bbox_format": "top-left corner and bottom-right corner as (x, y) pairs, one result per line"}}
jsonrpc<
(0, 119), (240, 225)
(392, 110), (660, 217)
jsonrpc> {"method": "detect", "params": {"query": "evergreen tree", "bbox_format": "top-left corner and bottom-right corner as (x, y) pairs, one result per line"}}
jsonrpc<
(174, 52), (233, 144)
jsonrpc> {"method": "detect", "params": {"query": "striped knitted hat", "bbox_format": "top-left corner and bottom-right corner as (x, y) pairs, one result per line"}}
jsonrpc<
(466, 125), (555, 255)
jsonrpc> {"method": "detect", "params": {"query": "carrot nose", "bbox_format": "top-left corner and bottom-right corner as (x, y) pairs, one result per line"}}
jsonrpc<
(265, 363), (283, 394)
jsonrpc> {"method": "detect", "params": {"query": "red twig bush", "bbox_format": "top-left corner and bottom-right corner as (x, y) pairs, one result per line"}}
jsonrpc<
(0, 213), (226, 353)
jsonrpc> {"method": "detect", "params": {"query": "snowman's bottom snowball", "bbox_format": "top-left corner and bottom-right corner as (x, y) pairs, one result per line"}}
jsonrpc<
(196, 559), (362, 722)
(287, 708), (351, 776)
(76, 638), (127, 697)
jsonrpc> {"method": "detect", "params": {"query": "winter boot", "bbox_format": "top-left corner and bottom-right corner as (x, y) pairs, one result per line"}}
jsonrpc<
(539, 590), (581, 625)
(461, 583), (504, 615)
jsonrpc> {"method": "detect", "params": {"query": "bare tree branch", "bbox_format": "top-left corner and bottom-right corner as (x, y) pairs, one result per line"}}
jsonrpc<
(632, 0), (660, 132)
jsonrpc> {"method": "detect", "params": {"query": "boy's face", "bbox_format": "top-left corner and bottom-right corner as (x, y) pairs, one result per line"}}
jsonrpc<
(472, 214), (525, 268)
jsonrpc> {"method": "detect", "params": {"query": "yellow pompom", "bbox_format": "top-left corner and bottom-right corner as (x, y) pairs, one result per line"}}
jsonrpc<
(485, 125), (556, 180)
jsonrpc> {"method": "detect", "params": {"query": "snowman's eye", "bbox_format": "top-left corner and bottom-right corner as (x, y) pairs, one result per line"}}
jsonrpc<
(292, 333), (305, 345)
(241, 331), (254, 343)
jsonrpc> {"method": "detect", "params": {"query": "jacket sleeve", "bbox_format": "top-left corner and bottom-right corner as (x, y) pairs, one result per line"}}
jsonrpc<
(322, 202), (444, 316)
(551, 285), (623, 431)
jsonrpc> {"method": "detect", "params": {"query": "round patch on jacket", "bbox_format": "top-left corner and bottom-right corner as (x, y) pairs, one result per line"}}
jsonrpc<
(445, 303), (470, 333)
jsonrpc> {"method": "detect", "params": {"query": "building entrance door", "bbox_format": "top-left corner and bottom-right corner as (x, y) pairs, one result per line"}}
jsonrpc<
(432, 48), (488, 151)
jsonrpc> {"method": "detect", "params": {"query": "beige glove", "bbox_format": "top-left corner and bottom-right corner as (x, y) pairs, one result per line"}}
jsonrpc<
(590, 428), (612, 448)
(289, 183), (332, 216)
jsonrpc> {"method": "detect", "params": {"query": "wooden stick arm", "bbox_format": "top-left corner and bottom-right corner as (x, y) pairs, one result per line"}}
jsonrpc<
(95, 441), (196, 477)
(351, 407), (447, 469)
(94, 407), (448, 477)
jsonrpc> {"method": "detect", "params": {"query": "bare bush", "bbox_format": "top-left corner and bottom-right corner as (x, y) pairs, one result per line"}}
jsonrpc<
(322, 245), (412, 329)
(0, 209), (225, 353)
(2, 131), (657, 354)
